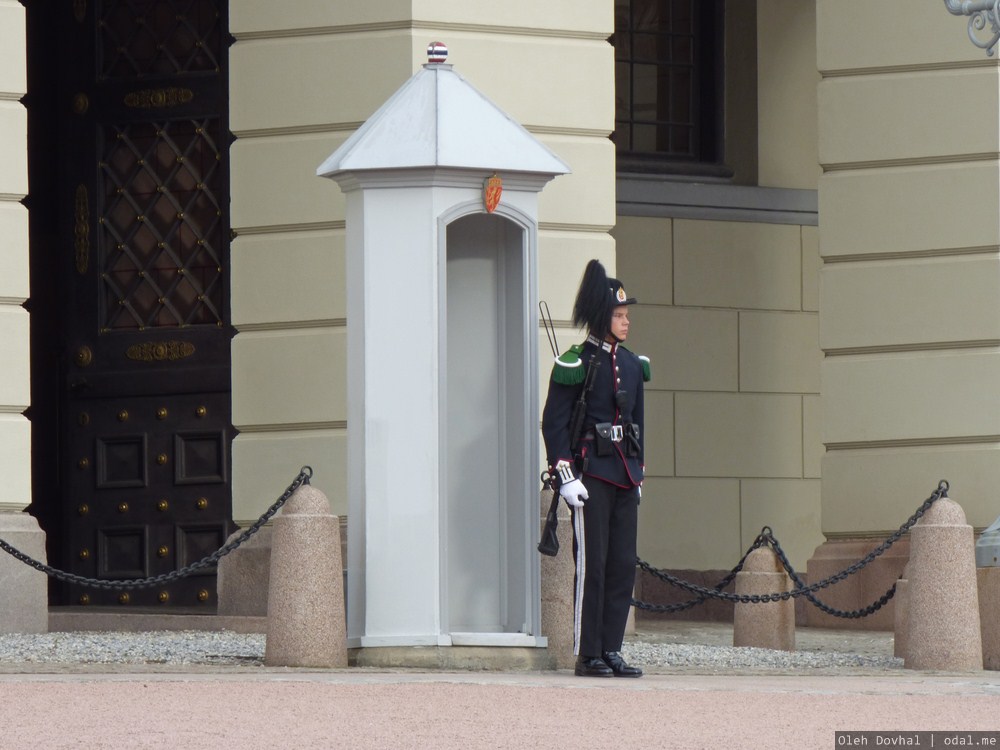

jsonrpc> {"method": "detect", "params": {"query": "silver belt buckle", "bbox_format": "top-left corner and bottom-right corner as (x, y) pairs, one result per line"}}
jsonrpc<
(611, 424), (624, 443)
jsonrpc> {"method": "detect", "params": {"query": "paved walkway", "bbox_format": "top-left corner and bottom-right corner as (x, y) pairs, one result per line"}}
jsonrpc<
(2, 622), (998, 749)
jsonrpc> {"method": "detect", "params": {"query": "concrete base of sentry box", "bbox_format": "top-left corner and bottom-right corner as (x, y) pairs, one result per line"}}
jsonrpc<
(349, 645), (553, 671)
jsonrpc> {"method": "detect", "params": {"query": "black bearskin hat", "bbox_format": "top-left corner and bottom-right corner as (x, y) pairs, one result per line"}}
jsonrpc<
(572, 259), (638, 335)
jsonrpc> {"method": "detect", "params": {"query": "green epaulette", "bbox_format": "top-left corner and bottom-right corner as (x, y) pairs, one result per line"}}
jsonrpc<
(620, 345), (652, 382)
(551, 344), (586, 385)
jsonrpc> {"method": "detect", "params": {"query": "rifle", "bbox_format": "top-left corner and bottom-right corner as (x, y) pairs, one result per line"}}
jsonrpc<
(538, 302), (600, 557)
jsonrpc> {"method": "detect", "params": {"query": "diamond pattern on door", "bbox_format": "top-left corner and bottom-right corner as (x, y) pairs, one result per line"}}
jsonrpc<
(100, 118), (224, 330)
(26, 0), (234, 607)
(99, 0), (223, 79)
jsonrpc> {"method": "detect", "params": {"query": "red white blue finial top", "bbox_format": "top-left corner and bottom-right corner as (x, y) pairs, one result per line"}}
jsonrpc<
(427, 41), (448, 64)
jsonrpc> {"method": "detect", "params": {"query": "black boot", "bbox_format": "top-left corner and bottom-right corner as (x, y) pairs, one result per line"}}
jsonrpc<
(602, 651), (643, 677)
(575, 655), (614, 677)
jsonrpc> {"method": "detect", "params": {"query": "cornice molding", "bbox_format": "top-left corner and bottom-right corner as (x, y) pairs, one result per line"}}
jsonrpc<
(234, 20), (608, 43)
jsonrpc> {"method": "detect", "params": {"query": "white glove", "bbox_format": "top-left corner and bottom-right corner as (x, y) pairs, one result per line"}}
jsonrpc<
(559, 478), (588, 508)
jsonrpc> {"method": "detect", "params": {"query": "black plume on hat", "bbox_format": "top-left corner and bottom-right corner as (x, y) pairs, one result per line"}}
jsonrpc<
(572, 259), (638, 334)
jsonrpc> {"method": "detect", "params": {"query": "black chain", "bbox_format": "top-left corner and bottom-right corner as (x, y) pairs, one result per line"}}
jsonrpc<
(632, 530), (771, 614)
(0, 466), (313, 591)
(633, 480), (949, 617)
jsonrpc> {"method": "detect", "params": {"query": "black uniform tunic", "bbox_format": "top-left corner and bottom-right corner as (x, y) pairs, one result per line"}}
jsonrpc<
(541, 334), (648, 657)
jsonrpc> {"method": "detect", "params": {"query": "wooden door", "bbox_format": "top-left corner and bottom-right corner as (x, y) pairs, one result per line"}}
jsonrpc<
(27, 0), (234, 608)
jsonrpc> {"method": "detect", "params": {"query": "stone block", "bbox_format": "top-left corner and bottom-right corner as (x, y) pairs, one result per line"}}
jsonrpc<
(805, 537), (908, 631)
(739, 311), (819, 395)
(0, 513), (47, 634)
(217, 526), (272, 617)
(893, 566), (909, 659)
(676, 393), (802, 478)
(977, 568), (1000, 671)
(673, 220), (802, 310)
(540, 495), (576, 670)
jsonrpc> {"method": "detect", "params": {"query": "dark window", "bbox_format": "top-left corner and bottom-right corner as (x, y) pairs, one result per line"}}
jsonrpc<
(613, 0), (724, 174)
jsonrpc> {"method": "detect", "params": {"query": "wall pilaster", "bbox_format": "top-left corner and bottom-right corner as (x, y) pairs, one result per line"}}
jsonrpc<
(0, 0), (46, 633)
(811, 0), (1000, 625)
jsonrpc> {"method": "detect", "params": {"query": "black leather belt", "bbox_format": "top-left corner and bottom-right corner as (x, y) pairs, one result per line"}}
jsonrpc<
(585, 423), (625, 443)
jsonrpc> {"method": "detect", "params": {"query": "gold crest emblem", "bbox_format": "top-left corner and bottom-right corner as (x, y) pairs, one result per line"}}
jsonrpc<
(616, 286), (627, 303)
(484, 173), (502, 213)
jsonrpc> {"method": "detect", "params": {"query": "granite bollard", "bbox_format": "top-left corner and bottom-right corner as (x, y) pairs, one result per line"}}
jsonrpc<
(540, 494), (576, 670)
(264, 483), (347, 668)
(905, 497), (982, 671)
(733, 546), (794, 651)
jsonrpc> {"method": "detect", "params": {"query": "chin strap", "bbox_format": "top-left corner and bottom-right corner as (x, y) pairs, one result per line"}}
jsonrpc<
(587, 333), (617, 351)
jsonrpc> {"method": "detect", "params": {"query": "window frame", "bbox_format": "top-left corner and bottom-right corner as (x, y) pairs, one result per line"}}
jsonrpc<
(613, 0), (729, 178)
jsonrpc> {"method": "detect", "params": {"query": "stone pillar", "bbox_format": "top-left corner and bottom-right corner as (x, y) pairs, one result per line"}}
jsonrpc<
(265, 484), (347, 668)
(905, 497), (981, 671)
(893, 564), (909, 659)
(733, 547), (794, 651)
(0, 515), (48, 634)
(975, 517), (1000, 670)
(540, 497), (576, 670)
(217, 526), (272, 617)
(0, 1), (40, 636)
(977, 568), (1000, 670)
(814, 3), (1000, 612)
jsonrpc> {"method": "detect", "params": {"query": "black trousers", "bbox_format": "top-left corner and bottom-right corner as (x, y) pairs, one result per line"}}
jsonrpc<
(571, 478), (639, 657)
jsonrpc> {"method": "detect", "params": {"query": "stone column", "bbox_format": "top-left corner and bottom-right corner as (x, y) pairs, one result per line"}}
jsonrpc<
(0, 516), (48, 634)
(217, 526), (272, 617)
(893, 564), (910, 659)
(540, 496), (576, 670)
(811, 2), (1000, 626)
(0, 0), (45, 635)
(977, 568), (1000, 670)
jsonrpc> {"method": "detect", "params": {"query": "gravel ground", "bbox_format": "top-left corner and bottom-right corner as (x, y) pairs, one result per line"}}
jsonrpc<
(0, 631), (267, 666)
(621, 639), (901, 671)
(0, 626), (903, 671)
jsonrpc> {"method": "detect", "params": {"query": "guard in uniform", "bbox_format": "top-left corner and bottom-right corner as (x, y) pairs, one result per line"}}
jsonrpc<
(542, 259), (650, 678)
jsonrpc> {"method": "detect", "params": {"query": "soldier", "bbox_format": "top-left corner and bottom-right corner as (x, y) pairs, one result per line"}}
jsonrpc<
(542, 259), (650, 678)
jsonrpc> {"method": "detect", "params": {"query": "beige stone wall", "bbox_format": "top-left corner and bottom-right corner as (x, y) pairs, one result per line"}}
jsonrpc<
(229, 2), (614, 522)
(757, 0), (820, 190)
(615, 217), (823, 571)
(0, 0), (30, 513)
(817, 0), (1000, 534)
(608, 3), (824, 572)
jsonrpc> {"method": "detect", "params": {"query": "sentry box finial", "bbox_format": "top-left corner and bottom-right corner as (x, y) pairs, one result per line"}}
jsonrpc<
(427, 41), (448, 64)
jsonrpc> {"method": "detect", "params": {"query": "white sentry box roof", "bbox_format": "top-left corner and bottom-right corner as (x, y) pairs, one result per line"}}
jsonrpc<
(317, 60), (570, 178)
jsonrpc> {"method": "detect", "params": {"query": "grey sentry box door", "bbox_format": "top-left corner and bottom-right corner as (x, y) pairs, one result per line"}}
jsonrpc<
(445, 213), (532, 638)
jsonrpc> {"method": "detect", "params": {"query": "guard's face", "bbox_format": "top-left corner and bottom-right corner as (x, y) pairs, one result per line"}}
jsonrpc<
(609, 305), (630, 342)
